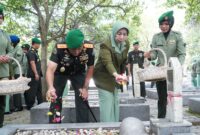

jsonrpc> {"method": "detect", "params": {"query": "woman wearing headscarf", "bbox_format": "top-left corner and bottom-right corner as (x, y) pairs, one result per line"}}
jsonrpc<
(0, 5), (14, 127)
(144, 11), (186, 118)
(93, 21), (130, 122)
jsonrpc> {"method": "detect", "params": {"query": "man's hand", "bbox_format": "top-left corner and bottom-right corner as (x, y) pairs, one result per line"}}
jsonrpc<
(79, 88), (88, 101)
(35, 74), (39, 81)
(46, 87), (57, 102)
(0, 55), (10, 63)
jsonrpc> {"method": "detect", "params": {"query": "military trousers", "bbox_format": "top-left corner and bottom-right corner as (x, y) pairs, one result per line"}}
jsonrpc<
(12, 74), (23, 110)
(191, 76), (197, 87)
(49, 73), (89, 123)
(156, 80), (167, 118)
(197, 74), (200, 88)
(24, 77), (43, 109)
(132, 81), (146, 97)
(98, 88), (119, 122)
(0, 78), (8, 128)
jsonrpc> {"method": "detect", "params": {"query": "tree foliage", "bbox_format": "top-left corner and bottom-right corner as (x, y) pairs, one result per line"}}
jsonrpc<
(0, 0), (143, 98)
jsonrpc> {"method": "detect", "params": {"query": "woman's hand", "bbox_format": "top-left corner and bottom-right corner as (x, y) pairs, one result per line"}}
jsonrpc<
(0, 55), (9, 63)
(113, 73), (128, 84)
(144, 51), (151, 58)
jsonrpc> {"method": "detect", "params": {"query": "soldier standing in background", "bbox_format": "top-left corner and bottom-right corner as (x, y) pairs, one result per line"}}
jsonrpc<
(24, 38), (43, 110)
(127, 41), (146, 97)
(9, 35), (24, 112)
(21, 44), (30, 77)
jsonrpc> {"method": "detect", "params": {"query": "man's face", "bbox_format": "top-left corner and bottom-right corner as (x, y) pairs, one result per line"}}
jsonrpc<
(133, 45), (139, 50)
(22, 48), (28, 53)
(33, 43), (40, 49)
(115, 28), (128, 43)
(0, 15), (4, 25)
(159, 21), (170, 33)
(68, 46), (83, 56)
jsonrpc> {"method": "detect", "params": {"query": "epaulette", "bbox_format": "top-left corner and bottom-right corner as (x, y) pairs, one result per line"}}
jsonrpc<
(57, 44), (67, 49)
(57, 43), (93, 49)
(83, 43), (93, 48)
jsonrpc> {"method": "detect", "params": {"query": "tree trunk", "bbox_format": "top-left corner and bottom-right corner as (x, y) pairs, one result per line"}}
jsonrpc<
(41, 42), (48, 101)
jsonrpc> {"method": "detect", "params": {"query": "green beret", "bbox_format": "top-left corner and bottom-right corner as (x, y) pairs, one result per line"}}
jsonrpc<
(158, 11), (174, 27)
(133, 41), (139, 46)
(65, 29), (84, 49)
(22, 44), (30, 50)
(0, 5), (4, 15)
(32, 37), (41, 44)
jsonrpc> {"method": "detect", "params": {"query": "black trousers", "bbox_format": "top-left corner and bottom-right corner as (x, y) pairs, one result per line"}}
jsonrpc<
(156, 80), (167, 118)
(11, 74), (23, 110)
(24, 77), (43, 109)
(49, 73), (89, 123)
(132, 80), (146, 97)
(0, 95), (5, 128)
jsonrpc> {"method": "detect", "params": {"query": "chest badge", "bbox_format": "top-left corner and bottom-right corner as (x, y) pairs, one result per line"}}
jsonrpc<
(60, 67), (65, 72)
(168, 40), (176, 45)
(139, 53), (143, 57)
(79, 53), (88, 64)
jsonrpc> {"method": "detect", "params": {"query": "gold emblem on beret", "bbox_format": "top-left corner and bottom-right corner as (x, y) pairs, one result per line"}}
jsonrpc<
(60, 67), (65, 72)
(164, 16), (168, 20)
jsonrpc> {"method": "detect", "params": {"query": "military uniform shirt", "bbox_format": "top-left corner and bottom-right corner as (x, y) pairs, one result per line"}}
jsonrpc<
(128, 50), (144, 72)
(0, 30), (14, 78)
(26, 47), (42, 78)
(150, 30), (186, 66)
(11, 45), (24, 75)
(50, 42), (94, 75)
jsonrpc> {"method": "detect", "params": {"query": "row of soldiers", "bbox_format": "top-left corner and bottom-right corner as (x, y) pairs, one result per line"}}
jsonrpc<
(4, 36), (43, 114)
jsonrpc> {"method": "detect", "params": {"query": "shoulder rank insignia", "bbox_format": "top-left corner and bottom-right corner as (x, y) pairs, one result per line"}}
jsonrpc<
(84, 43), (93, 48)
(57, 44), (67, 49)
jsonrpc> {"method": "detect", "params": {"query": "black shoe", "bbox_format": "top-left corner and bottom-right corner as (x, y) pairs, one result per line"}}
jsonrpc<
(13, 107), (23, 112)
(26, 106), (32, 110)
(4, 111), (12, 115)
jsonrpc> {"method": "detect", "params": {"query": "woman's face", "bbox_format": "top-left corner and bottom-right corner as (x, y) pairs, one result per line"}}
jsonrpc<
(159, 21), (170, 33)
(0, 15), (4, 25)
(115, 28), (128, 43)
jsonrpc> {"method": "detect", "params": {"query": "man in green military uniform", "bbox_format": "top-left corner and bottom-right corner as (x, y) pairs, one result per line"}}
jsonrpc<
(46, 29), (94, 123)
(127, 41), (146, 97)
(24, 38), (43, 110)
(191, 58), (198, 87)
(9, 35), (24, 112)
(0, 6), (14, 127)
(21, 44), (30, 77)
(196, 59), (200, 88)
(145, 11), (186, 118)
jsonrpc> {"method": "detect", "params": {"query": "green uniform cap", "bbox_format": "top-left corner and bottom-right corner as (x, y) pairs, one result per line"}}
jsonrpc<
(158, 10), (174, 27)
(22, 44), (30, 49)
(32, 37), (41, 44)
(133, 41), (139, 46)
(65, 29), (84, 49)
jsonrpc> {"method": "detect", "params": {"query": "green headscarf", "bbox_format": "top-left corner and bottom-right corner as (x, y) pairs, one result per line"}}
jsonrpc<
(111, 21), (129, 53)
(0, 5), (4, 18)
